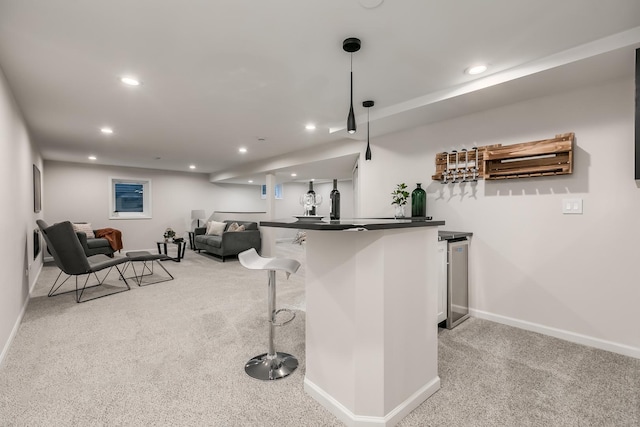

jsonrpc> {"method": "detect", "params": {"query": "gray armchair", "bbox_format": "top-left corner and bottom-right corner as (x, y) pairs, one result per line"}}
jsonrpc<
(37, 220), (130, 303)
(194, 220), (261, 262)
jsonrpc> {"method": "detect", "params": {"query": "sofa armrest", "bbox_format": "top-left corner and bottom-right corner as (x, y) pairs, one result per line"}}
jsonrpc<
(195, 227), (207, 236)
(75, 231), (89, 249)
(221, 229), (261, 253)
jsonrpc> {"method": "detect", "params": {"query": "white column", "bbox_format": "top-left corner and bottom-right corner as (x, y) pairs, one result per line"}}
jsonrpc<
(261, 173), (277, 256)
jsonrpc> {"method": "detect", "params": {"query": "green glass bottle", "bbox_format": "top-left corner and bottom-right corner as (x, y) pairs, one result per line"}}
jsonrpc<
(411, 183), (426, 217)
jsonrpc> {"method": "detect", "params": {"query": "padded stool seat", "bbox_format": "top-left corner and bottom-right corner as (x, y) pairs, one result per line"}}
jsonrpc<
(238, 248), (301, 380)
(125, 251), (173, 286)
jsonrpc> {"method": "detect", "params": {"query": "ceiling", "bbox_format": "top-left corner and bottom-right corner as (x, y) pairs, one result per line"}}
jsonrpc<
(1, 0), (639, 185)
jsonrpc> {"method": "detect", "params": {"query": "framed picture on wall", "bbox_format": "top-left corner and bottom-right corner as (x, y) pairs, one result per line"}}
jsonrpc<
(33, 164), (41, 213)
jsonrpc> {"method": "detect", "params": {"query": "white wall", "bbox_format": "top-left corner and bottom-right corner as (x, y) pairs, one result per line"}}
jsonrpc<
(0, 66), (43, 365)
(44, 161), (265, 251)
(357, 76), (639, 356)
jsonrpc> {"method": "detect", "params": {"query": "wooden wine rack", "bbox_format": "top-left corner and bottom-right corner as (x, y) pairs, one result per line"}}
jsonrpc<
(431, 133), (574, 182)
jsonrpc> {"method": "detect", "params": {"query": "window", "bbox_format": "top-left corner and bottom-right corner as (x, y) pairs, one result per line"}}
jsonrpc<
(110, 177), (152, 219)
(261, 184), (283, 199)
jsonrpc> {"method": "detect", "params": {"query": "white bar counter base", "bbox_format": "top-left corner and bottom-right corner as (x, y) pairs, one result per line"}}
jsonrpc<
(260, 218), (443, 426)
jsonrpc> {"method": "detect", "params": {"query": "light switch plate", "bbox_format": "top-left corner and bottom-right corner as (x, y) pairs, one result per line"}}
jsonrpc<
(562, 198), (583, 214)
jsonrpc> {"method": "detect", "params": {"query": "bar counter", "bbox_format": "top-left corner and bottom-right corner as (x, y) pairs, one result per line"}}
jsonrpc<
(261, 216), (445, 230)
(261, 217), (443, 426)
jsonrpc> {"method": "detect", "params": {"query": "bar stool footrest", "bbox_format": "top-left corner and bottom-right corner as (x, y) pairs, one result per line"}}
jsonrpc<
(272, 308), (295, 327)
(245, 352), (298, 380)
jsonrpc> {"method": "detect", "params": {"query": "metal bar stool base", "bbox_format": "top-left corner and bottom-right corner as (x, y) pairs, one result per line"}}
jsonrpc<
(245, 352), (298, 380)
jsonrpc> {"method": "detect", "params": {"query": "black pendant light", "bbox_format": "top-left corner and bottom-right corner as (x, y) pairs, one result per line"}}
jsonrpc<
(343, 38), (361, 134)
(363, 100), (374, 160)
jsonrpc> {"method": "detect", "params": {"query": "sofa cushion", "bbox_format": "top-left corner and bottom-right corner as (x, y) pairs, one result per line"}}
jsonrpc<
(206, 221), (226, 236)
(195, 234), (222, 248)
(72, 222), (95, 238)
(86, 238), (111, 249)
(227, 222), (247, 232)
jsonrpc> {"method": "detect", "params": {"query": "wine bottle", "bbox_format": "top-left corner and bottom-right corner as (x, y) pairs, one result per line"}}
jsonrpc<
(330, 179), (341, 220)
(307, 181), (316, 215)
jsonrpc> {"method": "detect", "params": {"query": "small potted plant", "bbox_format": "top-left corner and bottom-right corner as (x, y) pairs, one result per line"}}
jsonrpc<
(163, 227), (176, 242)
(391, 183), (409, 218)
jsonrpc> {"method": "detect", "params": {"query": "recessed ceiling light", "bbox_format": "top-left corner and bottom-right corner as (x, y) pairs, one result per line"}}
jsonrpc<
(120, 76), (141, 86)
(248, 180), (253, 183)
(88, 156), (97, 160)
(291, 173), (297, 177)
(100, 127), (113, 134)
(305, 124), (316, 131)
(465, 64), (488, 75)
(189, 165), (196, 169)
(239, 147), (247, 153)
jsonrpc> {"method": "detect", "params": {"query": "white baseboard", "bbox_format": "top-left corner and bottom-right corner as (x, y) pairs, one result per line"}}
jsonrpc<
(470, 308), (640, 359)
(304, 376), (441, 427)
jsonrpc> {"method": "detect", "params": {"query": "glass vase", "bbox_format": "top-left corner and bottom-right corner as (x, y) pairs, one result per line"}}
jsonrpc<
(411, 183), (426, 217)
(394, 204), (405, 219)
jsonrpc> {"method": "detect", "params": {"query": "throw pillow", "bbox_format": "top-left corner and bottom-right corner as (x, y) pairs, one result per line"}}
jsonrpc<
(205, 220), (226, 236)
(235, 224), (245, 232)
(72, 223), (95, 238)
(227, 222), (240, 232)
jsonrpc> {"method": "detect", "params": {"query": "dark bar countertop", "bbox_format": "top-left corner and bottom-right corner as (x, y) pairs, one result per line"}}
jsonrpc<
(260, 217), (445, 231)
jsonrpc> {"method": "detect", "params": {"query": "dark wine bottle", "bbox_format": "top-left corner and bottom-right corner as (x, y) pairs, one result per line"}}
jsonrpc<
(330, 179), (341, 220)
(307, 181), (316, 215)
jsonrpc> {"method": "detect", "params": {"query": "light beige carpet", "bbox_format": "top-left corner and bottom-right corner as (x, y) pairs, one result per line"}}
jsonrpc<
(1, 243), (638, 426)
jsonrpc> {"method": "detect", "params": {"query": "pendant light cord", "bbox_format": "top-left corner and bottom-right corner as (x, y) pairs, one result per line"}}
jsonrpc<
(350, 54), (353, 108)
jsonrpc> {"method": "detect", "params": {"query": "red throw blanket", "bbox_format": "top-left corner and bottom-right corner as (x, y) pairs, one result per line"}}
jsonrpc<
(95, 228), (123, 252)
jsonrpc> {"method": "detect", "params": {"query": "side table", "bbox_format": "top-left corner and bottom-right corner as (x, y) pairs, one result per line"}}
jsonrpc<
(188, 231), (196, 250)
(156, 240), (187, 262)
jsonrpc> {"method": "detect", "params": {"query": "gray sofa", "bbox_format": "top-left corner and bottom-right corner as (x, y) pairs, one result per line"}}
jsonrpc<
(194, 220), (261, 262)
(75, 230), (115, 257)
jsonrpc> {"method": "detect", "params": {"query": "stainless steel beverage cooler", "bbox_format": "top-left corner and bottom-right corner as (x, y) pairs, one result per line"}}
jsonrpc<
(446, 238), (470, 329)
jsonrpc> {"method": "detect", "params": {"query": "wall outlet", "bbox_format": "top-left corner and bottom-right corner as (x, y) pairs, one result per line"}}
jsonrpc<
(562, 198), (583, 214)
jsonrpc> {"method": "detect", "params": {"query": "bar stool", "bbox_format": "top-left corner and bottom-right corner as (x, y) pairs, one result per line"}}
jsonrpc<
(238, 248), (301, 380)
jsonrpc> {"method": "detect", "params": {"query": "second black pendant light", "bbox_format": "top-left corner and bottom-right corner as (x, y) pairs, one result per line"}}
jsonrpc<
(363, 100), (374, 161)
(343, 37), (361, 134)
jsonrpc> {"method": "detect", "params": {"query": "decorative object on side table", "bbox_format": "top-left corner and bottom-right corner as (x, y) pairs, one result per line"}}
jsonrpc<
(391, 183), (409, 218)
(163, 227), (176, 242)
(330, 179), (340, 220)
(411, 183), (426, 217)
